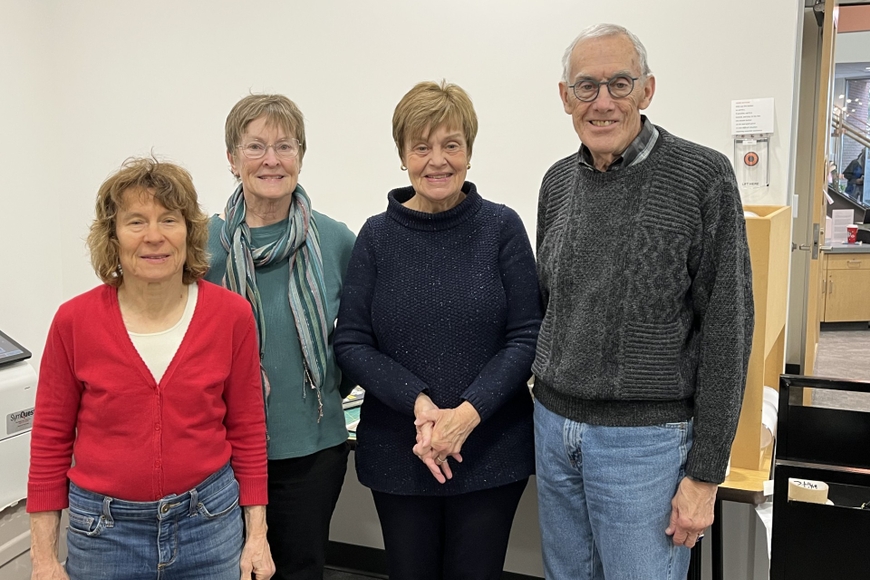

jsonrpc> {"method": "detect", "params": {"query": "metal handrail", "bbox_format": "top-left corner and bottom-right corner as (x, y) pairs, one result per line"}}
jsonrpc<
(834, 104), (870, 133)
(832, 105), (870, 152)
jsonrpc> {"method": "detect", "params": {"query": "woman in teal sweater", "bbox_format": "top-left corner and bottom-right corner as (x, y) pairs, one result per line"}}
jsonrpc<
(205, 94), (356, 580)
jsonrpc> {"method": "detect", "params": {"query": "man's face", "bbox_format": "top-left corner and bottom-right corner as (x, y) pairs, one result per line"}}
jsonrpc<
(559, 34), (655, 171)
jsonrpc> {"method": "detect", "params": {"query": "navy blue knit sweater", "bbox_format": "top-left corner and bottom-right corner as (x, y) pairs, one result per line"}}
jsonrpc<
(334, 183), (542, 495)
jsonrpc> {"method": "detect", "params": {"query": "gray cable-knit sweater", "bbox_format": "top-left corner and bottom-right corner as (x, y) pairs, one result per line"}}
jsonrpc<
(533, 127), (754, 484)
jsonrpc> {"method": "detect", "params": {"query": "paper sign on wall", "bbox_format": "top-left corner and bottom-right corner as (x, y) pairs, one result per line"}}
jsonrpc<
(731, 98), (775, 136)
(831, 209), (854, 244)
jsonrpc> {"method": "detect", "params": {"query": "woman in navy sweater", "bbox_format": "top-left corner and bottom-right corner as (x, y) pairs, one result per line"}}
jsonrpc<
(334, 81), (542, 580)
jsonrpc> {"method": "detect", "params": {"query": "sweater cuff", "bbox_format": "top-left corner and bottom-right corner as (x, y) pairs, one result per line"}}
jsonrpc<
(26, 481), (70, 513)
(685, 438), (732, 485)
(461, 393), (490, 422)
(237, 474), (269, 506)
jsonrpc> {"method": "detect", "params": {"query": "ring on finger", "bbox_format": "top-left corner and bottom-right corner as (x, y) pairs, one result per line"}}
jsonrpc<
(435, 457), (445, 464)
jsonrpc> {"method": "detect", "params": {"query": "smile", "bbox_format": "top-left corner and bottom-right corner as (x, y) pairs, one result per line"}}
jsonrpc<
(590, 120), (616, 127)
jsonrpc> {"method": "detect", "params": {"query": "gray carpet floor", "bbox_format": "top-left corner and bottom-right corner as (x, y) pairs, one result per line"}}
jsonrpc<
(813, 324), (870, 410)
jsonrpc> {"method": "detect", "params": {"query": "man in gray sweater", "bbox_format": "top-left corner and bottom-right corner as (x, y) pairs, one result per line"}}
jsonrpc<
(533, 23), (754, 579)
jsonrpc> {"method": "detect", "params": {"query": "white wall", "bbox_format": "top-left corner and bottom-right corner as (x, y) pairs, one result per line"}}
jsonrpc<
(0, 2), (62, 369)
(836, 30), (870, 63)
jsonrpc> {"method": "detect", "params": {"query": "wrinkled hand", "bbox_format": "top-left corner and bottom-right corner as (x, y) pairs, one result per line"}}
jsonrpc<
(240, 534), (275, 579)
(413, 401), (480, 484)
(240, 506), (275, 579)
(413, 392), (439, 451)
(30, 511), (68, 580)
(31, 560), (69, 580)
(665, 477), (717, 548)
(426, 402), (480, 458)
(413, 393), (455, 483)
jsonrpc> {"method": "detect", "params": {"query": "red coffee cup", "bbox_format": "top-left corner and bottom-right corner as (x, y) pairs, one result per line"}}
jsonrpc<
(847, 224), (858, 244)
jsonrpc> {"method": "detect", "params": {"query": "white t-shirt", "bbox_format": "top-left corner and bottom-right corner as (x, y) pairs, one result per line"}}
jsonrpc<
(128, 283), (198, 384)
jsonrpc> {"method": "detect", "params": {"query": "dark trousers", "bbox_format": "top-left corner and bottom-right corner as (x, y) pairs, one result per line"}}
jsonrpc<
(371, 478), (528, 580)
(267, 442), (349, 580)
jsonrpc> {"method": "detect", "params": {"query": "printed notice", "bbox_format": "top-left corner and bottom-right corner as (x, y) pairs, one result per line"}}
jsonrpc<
(731, 98), (775, 135)
(831, 209), (854, 244)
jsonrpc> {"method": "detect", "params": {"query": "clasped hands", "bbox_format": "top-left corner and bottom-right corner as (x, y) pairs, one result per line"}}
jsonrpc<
(412, 392), (480, 484)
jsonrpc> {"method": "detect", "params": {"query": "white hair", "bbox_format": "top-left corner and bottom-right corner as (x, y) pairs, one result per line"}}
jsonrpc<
(561, 23), (652, 83)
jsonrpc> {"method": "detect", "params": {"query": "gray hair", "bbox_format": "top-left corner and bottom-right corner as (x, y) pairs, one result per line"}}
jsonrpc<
(561, 23), (652, 83)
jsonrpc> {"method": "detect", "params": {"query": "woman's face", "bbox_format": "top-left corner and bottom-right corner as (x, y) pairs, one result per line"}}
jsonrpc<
(402, 124), (468, 210)
(115, 188), (187, 288)
(228, 116), (301, 205)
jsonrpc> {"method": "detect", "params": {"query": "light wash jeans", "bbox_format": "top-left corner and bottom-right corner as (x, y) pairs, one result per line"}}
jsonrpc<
(534, 400), (693, 580)
(65, 463), (243, 580)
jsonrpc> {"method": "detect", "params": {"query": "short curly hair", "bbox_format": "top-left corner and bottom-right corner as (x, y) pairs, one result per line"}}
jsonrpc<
(87, 157), (209, 287)
(392, 80), (478, 162)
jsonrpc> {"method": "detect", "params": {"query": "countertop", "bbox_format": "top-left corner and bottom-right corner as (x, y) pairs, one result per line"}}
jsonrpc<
(822, 243), (870, 254)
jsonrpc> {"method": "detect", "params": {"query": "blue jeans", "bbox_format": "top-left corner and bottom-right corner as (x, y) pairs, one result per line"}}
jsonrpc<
(534, 400), (692, 580)
(65, 463), (243, 580)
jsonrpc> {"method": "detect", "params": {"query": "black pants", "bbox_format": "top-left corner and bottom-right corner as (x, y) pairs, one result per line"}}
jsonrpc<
(371, 478), (528, 580)
(266, 442), (349, 580)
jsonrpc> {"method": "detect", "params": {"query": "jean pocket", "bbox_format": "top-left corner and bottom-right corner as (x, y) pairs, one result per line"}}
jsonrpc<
(67, 510), (104, 537)
(196, 479), (240, 519)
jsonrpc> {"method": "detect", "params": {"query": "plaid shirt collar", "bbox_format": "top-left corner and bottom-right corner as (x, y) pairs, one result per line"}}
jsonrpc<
(578, 116), (659, 172)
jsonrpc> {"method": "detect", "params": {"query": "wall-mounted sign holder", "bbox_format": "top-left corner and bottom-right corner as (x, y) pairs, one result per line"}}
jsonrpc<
(734, 136), (770, 188)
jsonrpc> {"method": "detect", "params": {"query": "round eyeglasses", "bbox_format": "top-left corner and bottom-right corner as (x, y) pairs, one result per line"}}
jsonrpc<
(568, 75), (639, 102)
(237, 139), (300, 160)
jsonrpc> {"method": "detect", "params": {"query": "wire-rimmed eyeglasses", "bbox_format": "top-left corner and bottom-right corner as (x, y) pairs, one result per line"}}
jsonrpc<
(568, 75), (639, 102)
(237, 139), (301, 160)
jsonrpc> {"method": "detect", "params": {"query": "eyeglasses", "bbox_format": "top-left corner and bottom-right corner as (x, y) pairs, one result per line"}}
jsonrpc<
(568, 75), (639, 102)
(237, 139), (300, 160)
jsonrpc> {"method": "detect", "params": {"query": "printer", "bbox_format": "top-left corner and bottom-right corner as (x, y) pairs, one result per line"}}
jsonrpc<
(0, 330), (38, 579)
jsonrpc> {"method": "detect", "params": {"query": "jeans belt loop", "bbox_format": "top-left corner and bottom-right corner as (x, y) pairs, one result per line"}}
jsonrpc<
(188, 487), (199, 516)
(101, 496), (115, 527)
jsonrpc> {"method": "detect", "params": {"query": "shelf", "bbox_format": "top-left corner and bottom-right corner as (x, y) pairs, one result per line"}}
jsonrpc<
(731, 205), (791, 471)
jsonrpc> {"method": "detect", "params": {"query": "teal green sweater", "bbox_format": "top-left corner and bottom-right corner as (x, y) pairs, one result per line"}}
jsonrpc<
(205, 210), (356, 460)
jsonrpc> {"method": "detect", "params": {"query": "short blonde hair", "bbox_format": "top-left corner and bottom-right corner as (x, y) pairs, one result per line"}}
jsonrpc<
(392, 81), (478, 161)
(88, 157), (209, 287)
(225, 94), (307, 161)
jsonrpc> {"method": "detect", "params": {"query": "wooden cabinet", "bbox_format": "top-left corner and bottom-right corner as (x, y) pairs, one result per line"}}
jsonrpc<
(821, 253), (870, 322)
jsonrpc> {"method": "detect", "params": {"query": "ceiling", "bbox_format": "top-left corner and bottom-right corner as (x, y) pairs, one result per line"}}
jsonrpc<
(839, 4), (870, 32)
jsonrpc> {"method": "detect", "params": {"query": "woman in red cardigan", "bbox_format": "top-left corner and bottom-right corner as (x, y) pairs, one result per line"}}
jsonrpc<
(27, 158), (274, 580)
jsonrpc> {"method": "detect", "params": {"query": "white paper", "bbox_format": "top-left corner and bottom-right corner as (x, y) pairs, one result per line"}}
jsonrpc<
(831, 209), (854, 244)
(732, 98), (775, 135)
(755, 500), (773, 558)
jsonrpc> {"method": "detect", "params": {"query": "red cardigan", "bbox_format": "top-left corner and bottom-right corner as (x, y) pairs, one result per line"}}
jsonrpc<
(27, 281), (268, 512)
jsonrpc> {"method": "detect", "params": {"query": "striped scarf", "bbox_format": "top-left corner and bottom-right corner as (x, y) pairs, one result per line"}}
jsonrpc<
(219, 183), (329, 421)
